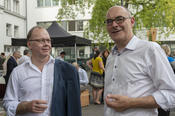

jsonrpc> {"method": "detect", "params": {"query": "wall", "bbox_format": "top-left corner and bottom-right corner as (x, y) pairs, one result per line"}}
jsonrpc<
(0, 0), (26, 54)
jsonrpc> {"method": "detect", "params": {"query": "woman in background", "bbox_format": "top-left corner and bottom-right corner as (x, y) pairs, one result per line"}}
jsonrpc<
(101, 49), (110, 103)
(87, 50), (105, 105)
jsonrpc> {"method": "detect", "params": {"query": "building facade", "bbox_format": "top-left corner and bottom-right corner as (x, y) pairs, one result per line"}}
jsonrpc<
(0, 0), (27, 55)
(0, 0), (92, 60)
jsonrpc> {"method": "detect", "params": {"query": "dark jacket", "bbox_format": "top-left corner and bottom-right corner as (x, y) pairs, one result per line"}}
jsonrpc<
(0, 56), (5, 70)
(51, 59), (81, 116)
(4, 56), (17, 84)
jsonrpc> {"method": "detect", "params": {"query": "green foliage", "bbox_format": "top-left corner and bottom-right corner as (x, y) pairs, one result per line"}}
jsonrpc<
(57, 0), (175, 45)
(88, 0), (117, 44)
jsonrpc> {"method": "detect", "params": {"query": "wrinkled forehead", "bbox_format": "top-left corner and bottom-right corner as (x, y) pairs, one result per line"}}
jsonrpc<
(106, 6), (130, 19)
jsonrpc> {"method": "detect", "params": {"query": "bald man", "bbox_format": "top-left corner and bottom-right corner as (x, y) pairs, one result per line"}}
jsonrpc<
(4, 51), (20, 86)
(104, 6), (175, 116)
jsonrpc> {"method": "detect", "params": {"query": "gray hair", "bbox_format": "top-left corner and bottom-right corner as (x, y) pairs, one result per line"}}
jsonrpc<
(161, 44), (171, 56)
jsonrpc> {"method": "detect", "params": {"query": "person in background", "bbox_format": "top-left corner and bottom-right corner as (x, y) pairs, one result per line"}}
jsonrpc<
(104, 5), (175, 116)
(72, 62), (89, 91)
(86, 47), (99, 70)
(2, 54), (11, 77)
(101, 49), (110, 103)
(4, 51), (20, 86)
(102, 49), (110, 68)
(18, 49), (31, 65)
(3, 26), (81, 116)
(171, 49), (175, 59)
(0, 53), (6, 75)
(161, 44), (175, 71)
(87, 50), (105, 105)
(161, 44), (174, 62)
(57, 51), (66, 61)
(90, 47), (99, 59)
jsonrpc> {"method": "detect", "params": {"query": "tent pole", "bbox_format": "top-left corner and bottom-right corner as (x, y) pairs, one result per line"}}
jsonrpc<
(75, 43), (77, 63)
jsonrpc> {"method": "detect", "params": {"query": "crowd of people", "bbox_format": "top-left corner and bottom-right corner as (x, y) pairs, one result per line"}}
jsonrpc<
(0, 5), (175, 116)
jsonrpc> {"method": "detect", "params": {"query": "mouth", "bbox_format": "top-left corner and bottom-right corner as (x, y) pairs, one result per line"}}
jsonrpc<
(111, 29), (122, 34)
(42, 48), (50, 52)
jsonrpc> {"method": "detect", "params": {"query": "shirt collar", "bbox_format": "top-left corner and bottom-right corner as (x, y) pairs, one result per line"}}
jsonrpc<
(111, 35), (139, 55)
(26, 55), (55, 65)
(125, 35), (139, 50)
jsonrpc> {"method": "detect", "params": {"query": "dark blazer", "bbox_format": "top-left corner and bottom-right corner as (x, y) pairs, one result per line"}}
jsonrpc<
(51, 59), (81, 116)
(4, 56), (17, 85)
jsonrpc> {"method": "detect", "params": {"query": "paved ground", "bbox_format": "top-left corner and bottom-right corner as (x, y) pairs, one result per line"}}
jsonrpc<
(82, 104), (104, 116)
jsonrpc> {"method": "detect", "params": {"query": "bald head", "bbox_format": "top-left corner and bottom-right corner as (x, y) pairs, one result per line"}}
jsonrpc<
(106, 6), (131, 18)
(105, 5), (135, 49)
(27, 26), (47, 41)
(13, 51), (21, 60)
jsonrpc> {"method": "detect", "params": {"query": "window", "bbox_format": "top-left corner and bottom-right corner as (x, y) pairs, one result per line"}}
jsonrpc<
(13, 0), (19, 13)
(37, 0), (55, 7)
(77, 21), (83, 31)
(4, 0), (11, 10)
(37, 0), (43, 7)
(14, 25), (19, 37)
(68, 20), (84, 31)
(6, 23), (12, 36)
(60, 21), (67, 31)
(45, 0), (51, 6)
(4, 45), (20, 53)
(52, 0), (59, 6)
(68, 21), (75, 31)
(4, 45), (11, 52)
(79, 48), (84, 57)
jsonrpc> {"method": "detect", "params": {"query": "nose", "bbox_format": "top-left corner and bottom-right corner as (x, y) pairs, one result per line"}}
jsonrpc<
(111, 20), (119, 27)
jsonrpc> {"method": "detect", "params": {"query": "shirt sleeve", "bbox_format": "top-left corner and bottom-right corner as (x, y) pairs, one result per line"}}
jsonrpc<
(80, 69), (89, 84)
(147, 43), (175, 110)
(3, 69), (20, 116)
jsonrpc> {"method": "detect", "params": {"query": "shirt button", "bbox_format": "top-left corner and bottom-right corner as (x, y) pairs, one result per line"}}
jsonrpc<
(113, 78), (115, 81)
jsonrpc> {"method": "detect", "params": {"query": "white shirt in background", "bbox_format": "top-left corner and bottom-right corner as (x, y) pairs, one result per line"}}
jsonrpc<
(78, 68), (89, 85)
(18, 55), (30, 65)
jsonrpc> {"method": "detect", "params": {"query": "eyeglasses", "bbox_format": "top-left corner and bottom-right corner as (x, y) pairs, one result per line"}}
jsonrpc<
(104, 16), (131, 26)
(29, 39), (51, 44)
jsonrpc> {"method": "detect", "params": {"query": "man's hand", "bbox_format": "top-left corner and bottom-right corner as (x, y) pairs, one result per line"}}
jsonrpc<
(105, 94), (159, 112)
(16, 100), (48, 114)
(105, 94), (131, 112)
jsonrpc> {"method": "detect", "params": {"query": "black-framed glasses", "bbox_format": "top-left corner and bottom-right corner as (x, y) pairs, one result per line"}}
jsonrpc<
(104, 16), (131, 26)
(29, 39), (51, 44)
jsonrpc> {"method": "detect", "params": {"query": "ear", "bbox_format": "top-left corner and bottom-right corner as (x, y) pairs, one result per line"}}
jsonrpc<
(130, 17), (135, 27)
(27, 41), (32, 50)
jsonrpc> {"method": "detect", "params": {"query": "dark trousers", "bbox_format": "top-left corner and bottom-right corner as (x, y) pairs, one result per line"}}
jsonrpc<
(158, 108), (170, 116)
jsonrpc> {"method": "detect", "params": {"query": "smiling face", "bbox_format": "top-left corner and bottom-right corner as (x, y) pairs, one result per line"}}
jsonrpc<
(27, 28), (51, 59)
(106, 6), (135, 45)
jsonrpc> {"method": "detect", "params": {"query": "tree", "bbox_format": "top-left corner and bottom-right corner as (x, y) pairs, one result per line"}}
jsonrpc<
(57, 0), (175, 44)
